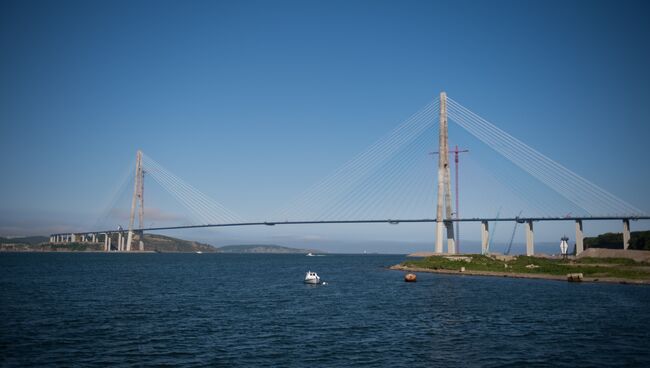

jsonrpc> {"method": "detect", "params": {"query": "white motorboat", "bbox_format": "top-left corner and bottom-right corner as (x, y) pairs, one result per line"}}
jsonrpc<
(306, 252), (314, 256)
(304, 271), (321, 284)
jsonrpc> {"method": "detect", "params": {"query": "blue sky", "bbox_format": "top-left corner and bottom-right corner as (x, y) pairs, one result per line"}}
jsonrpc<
(1, 0), (649, 253)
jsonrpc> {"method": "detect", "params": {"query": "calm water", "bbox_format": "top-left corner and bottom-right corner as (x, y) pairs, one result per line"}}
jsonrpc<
(1, 253), (649, 367)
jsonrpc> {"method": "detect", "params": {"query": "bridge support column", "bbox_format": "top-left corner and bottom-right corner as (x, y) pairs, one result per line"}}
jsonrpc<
(623, 219), (631, 250)
(575, 220), (584, 255)
(118, 233), (124, 251)
(435, 92), (455, 253)
(126, 231), (133, 252)
(104, 234), (108, 251)
(481, 221), (489, 255)
(435, 222), (444, 253)
(71, 233), (76, 242)
(525, 220), (534, 256)
(446, 222), (456, 254)
(92, 234), (97, 243)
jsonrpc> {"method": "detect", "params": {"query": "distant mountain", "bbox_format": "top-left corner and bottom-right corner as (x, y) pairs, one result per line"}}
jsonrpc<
(216, 244), (322, 254)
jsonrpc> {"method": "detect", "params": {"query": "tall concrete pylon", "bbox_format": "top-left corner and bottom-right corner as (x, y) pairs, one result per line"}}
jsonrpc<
(126, 150), (144, 251)
(435, 92), (456, 253)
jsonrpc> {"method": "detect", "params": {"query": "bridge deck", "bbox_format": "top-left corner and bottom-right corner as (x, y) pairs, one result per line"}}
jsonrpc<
(53, 216), (650, 236)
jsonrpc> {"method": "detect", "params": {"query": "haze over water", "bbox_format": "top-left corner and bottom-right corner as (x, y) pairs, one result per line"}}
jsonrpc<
(2, 253), (649, 367)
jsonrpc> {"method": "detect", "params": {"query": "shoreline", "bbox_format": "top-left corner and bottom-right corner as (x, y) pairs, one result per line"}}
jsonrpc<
(389, 264), (650, 285)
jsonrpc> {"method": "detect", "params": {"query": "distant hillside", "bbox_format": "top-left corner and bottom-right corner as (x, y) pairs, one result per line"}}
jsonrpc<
(216, 244), (322, 254)
(143, 234), (217, 253)
(0, 236), (324, 255)
(0, 236), (49, 245)
(585, 230), (650, 251)
(0, 233), (217, 253)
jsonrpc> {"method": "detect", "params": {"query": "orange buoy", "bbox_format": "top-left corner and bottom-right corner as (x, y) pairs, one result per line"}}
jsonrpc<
(404, 273), (417, 282)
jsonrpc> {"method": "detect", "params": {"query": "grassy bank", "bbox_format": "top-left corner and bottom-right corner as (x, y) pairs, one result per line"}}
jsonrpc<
(401, 255), (650, 281)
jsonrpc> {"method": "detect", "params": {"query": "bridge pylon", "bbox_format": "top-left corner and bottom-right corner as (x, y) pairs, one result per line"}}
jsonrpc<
(126, 150), (145, 251)
(435, 92), (456, 253)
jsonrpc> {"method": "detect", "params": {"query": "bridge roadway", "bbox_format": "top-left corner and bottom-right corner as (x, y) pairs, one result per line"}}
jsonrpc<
(51, 216), (649, 256)
(52, 215), (650, 235)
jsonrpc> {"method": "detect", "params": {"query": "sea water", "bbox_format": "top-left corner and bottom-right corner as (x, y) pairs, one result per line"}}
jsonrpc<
(1, 253), (649, 367)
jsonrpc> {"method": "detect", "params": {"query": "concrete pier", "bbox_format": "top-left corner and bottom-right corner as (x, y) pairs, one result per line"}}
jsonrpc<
(481, 220), (489, 254)
(446, 222), (456, 254)
(126, 231), (133, 252)
(138, 231), (144, 251)
(575, 220), (584, 255)
(435, 222), (444, 253)
(92, 234), (97, 243)
(623, 219), (631, 250)
(525, 220), (534, 256)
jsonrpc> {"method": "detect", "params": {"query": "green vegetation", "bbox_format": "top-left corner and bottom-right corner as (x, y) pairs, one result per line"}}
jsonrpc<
(0, 241), (104, 252)
(585, 230), (650, 251)
(47, 242), (103, 251)
(0, 236), (49, 245)
(141, 234), (216, 252)
(403, 255), (650, 280)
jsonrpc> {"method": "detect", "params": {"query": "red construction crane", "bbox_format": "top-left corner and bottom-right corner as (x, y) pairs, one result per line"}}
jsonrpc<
(431, 145), (469, 251)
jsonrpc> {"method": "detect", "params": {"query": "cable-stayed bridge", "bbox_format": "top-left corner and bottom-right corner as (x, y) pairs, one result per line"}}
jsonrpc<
(50, 92), (649, 255)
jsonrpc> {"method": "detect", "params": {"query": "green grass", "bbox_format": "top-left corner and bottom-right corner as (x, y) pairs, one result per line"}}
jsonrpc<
(403, 255), (650, 280)
(49, 242), (93, 251)
(575, 257), (639, 265)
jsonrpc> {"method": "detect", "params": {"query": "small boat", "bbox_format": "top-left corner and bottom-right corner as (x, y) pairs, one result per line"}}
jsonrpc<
(304, 271), (321, 284)
(306, 252), (315, 256)
(196, 251), (203, 254)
